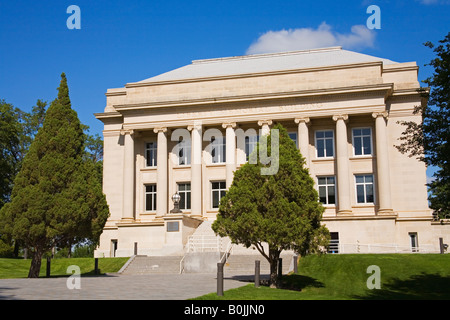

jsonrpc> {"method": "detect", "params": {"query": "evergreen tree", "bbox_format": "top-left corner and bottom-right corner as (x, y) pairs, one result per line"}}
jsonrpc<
(396, 32), (450, 219)
(0, 73), (109, 277)
(212, 123), (329, 288)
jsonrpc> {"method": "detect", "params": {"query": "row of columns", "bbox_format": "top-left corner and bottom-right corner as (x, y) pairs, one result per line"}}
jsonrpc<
(120, 113), (393, 220)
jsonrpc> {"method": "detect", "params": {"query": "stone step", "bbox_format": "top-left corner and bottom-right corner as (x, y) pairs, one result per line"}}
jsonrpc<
(121, 256), (183, 275)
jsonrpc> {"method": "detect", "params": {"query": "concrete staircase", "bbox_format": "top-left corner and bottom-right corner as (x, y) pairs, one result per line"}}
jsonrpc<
(119, 220), (295, 276)
(120, 255), (183, 275)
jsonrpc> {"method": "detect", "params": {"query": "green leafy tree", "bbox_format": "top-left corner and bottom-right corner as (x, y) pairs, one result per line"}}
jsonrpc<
(396, 32), (450, 219)
(212, 123), (329, 288)
(0, 73), (109, 277)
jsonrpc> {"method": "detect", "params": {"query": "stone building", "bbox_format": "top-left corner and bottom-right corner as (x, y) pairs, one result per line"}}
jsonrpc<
(94, 46), (449, 257)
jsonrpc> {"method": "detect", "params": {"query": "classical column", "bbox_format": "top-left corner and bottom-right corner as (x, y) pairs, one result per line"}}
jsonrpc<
(294, 117), (310, 167)
(333, 114), (352, 214)
(222, 122), (236, 188)
(372, 112), (393, 214)
(154, 127), (168, 217)
(258, 119), (272, 136)
(121, 129), (135, 221)
(188, 122), (202, 216)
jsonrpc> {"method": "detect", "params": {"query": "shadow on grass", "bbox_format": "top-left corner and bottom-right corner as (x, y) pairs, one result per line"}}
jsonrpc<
(355, 273), (450, 300)
(225, 273), (324, 292)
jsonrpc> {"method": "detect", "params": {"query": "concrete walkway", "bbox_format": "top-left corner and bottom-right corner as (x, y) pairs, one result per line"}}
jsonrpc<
(0, 273), (252, 300)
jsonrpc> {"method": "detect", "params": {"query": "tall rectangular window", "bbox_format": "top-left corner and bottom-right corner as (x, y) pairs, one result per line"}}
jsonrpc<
(178, 137), (191, 165)
(211, 181), (226, 209)
(178, 183), (191, 210)
(355, 175), (374, 204)
(288, 132), (298, 148)
(211, 137), (226, 164)
(145, 142), (157, 167)
(315, 130), (334, 158)
(353, 128), (372, 156)
(145, 184), (157, 211)
(318, 176), (336, 205)
(245, 135), (259, 161)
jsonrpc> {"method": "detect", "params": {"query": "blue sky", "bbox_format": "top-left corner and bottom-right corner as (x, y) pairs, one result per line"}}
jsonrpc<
(0, 0), (449, 141)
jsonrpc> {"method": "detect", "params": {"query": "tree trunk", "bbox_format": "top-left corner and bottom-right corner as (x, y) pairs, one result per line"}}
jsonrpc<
(28, 249), (43, 278)
(268, 248), (281, 288)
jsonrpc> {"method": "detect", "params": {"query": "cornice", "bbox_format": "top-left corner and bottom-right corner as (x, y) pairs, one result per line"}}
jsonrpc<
(113, 83), (394, 112)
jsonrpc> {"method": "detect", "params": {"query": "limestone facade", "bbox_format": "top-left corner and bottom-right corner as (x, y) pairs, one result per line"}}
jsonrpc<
(94, 47), (449, 257)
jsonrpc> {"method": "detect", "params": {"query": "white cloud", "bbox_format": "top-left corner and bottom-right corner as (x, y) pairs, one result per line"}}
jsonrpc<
(246, 22), (376, 55)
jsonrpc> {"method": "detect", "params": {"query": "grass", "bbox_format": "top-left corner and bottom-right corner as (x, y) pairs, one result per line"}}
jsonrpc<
(193, 254), (450, 300)
(0, 257), (129, 279)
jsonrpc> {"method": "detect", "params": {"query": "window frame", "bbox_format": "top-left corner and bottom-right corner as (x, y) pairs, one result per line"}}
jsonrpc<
(211, 136), (226, 164)
(177, 182), (191, 210)
(211, 181), (227, 209)
(145, 184), (157, 212)
(315, 130), (335, 159)
(352, 127), (373, 157)
(355, 174), (375, 204)
(145, 141), (157, 167)
(245, 135), (259, 161)
(317, 176), (337, 206)
(177, 137), (191, 166)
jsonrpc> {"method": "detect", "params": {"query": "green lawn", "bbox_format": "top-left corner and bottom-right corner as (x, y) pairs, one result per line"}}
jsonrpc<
(193, 254), (450, 300)
(0, 257), (129, 279)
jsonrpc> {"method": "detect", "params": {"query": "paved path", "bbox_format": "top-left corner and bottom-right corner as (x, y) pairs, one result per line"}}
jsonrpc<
(0, 273), (253, 300)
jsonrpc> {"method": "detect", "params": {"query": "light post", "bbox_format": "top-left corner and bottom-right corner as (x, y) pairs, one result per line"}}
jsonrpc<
(170, 192), (182, 214)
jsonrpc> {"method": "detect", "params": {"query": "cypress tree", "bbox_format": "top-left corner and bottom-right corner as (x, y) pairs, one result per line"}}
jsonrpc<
(0, 73), (109, 277)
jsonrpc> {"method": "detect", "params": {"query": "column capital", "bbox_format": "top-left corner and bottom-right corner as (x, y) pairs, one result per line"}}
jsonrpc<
(372, 111), (389, 119)
(294, 117), (310, 125)
(120, 129), (134, 136)
(187, 123), (202, 131)
(257, 119), (273, 126)
(332, 114), (349, 122)
(153, 127), (167, 134)
(222, 122), (237, 129)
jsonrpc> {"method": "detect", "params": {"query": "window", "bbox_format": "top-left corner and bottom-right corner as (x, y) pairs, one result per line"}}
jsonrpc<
(353, 128), (372, 156)
(211, 137), (226, 163)
(409, 232), (418, 252)
(245, 135), (259, 161)
(211, 181), (226, 209)
(315, 130), (334, 158)
(355, 175), (374, 204)
(288, 132), (298, 148)
(145, 142), (157, 167)
(318, 176), (336, 205)
(145, 184), (157, 211)
(177, 137), (191, 165)
(328, 232), (339, 254)
(178, 183), (191, 210)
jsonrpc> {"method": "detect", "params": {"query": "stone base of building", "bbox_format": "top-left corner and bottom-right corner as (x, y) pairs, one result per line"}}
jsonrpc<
(94, 214), (450, 258)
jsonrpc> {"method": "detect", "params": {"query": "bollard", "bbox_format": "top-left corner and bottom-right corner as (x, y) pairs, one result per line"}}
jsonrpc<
(440, 238), (444, 254)
(293, 255), (298, 274)
(217, 262), (224, 296)
(95, 257), (99, 275)
(255, 260), (260, 288)
(134, 242), (138, 256)
(277, 258), (282, 280)
(46, 257), (51, 278)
